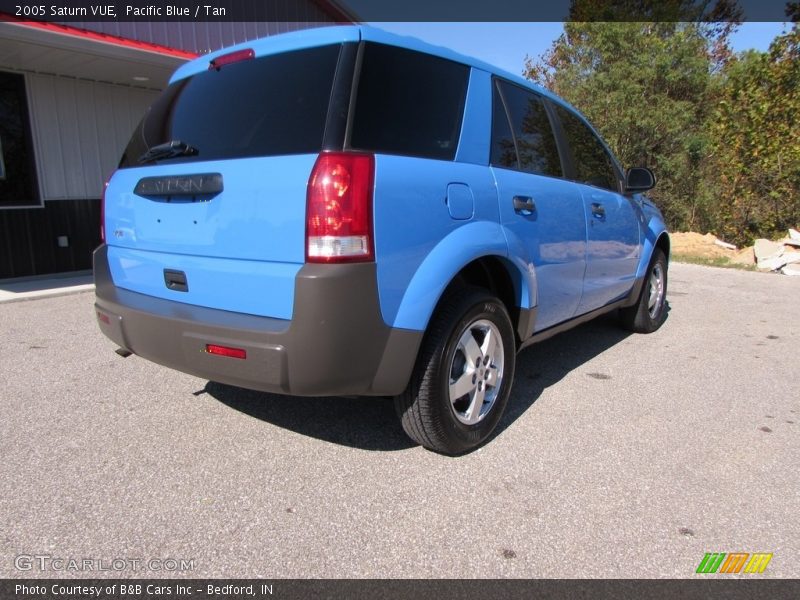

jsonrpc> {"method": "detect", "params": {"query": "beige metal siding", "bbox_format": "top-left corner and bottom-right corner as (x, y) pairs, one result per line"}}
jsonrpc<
(26, 73), (157, 200)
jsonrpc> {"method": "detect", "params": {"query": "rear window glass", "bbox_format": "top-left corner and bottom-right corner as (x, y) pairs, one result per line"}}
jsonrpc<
(349, 43), (469, 161)
(119, 44), (341, 168)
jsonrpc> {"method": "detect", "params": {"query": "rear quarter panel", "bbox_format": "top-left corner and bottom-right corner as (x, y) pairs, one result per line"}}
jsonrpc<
(373, 155), (508, 331)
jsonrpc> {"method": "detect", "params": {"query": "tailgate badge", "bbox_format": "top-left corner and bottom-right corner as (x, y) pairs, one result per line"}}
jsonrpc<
(135, 173), (223, 197)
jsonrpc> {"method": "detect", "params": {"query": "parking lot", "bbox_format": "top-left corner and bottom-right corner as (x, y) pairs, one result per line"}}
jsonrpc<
(0, 262), (797, 578)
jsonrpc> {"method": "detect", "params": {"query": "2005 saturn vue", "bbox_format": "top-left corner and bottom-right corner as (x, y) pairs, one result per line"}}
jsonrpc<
(95, 26), (669, 455)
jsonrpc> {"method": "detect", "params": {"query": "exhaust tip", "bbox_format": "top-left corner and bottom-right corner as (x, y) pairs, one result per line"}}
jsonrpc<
(115, 348), (133, 358)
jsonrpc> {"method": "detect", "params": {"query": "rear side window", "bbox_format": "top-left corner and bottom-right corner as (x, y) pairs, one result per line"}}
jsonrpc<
(492, 80), (562, 177)
(349, 43), (469, 161)
(490, 83), (518, 170)
(119, 45), (341, 168)
(554, 105), (618, 191)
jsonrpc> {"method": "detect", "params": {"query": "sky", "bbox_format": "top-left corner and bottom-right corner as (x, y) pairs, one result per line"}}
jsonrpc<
(372, 22), (791, 78)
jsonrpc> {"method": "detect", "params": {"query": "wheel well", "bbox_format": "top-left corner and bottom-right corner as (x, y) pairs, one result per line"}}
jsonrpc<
(446, 257), (522, 342)
(656, 233), (671, 263)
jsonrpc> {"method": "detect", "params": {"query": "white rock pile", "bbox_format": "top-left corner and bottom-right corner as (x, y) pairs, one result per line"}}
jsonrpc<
(754, 229), (800, 275)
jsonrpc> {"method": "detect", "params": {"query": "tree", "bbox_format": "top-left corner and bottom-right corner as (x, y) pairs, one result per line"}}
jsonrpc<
(524, 10), (737, 232)
(705, 22), (800, 245)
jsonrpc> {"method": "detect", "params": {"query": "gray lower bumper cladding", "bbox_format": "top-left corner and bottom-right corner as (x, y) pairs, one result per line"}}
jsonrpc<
(93, 245), (422, 397)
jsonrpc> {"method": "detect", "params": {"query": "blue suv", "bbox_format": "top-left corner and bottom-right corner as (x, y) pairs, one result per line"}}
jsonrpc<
(95, 26), (669, 455)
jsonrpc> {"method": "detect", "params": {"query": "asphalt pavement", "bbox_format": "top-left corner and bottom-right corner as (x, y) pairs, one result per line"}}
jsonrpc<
(0, 262), (797, 578)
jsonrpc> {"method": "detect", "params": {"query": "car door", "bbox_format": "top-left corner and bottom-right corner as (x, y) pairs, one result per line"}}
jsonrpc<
(550, 103), (641, 313)
(489, 80), (587, 333)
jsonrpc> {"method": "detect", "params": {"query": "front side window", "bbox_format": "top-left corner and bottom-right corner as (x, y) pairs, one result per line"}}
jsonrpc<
(349, 43), (469, 161)
(492, 81), (562, 178)
(554, 105), (618, 192)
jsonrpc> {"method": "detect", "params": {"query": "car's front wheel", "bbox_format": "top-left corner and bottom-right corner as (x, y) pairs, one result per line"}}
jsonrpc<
(394, 287), (516, 455)
(620, 248), (668, 333)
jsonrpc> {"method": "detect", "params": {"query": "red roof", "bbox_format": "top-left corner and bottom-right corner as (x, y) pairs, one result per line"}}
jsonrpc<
(0, 13), (199, 60)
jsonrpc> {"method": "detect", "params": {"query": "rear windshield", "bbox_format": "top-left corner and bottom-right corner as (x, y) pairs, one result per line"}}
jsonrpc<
(349, 43), (469, 161)
(119, 44), (341, 168)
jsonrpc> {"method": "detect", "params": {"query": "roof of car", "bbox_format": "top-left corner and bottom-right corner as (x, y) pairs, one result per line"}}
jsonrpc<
(169, 24), (567, 109)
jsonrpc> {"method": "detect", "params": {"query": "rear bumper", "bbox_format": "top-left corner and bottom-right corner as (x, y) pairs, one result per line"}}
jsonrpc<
(93, 245), (422, 396)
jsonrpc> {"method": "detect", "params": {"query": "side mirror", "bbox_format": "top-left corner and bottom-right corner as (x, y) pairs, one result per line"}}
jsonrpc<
(625, 167), (656, 193)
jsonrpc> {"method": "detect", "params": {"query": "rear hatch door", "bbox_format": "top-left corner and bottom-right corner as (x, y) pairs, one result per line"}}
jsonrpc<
(104, 42), (347, 319)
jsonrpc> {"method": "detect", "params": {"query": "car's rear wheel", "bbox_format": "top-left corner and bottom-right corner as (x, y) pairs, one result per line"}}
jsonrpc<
(620, 248), (668, 333)
(394, 287), (516, 455)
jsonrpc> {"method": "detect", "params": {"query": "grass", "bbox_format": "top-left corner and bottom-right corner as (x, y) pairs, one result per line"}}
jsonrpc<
(671, 252), (757, 271)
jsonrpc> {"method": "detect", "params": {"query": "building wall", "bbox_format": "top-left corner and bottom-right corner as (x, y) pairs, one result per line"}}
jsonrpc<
(0, 72), (157, 279)
(0, 198), (100, 277)
(69, 18), (335, 55)
(27, 74), (157, 200)
(0, 6), (347, 279)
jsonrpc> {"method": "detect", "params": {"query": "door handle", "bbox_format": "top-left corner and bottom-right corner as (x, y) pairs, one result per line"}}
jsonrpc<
(513, 196), (536, 215)
(591, 202), (606, 219)
(164, 269), (188, 292)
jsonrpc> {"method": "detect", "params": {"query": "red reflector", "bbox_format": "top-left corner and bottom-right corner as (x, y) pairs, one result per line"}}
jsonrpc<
(205, 344), (247, 360)
(96, 311), (110, 324)
(209, 48), (255, 70)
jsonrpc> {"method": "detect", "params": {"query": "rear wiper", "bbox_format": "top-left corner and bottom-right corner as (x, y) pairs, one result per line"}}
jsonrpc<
(138, 140), (198, 163)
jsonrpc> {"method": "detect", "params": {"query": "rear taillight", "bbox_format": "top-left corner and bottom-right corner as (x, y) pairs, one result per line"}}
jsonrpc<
(306, 152), (375, 263)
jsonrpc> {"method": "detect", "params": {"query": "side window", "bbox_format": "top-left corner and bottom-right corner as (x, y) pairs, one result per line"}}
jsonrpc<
(349, 43), (469, 161)
(491, 80), (562, 178)
(490, 83), (517, 169)
(554, 105), (618, 192)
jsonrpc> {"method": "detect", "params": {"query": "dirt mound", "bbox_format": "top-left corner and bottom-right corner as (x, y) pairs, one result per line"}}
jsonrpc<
(671, 232), (742, 261)
(730, 246), (756, 266)
(671, 230), (800, 271)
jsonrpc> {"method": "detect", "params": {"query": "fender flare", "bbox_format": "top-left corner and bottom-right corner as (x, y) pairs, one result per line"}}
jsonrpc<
(637, 215), (670, 279)
(622, 215), (670, 309)
(391, 221), (537, 332)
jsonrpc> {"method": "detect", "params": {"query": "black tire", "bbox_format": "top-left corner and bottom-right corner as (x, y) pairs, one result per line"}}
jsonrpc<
(620, 248), (668, 333)
(394, 287), (516, 455)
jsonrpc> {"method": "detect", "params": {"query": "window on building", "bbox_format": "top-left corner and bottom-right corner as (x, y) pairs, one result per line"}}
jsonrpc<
(0, 71), (40, 208)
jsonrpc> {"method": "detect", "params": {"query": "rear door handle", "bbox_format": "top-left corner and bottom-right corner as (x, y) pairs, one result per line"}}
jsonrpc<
(591, 202), (606, 219)
(513, 196), (536, 215)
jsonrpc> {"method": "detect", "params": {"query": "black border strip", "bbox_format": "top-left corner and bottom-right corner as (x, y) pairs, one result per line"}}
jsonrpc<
(3, 579), (800, 600)
(0, 0), (796, 22)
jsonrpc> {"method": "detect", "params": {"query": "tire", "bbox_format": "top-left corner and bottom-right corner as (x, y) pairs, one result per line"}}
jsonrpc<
(394, 287), (516, 455)
(620, 248), (668, 333)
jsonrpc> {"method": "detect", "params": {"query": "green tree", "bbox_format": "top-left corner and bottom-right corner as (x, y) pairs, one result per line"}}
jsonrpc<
(706, 23), (800, 245)
(524, 16), (736, 231)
